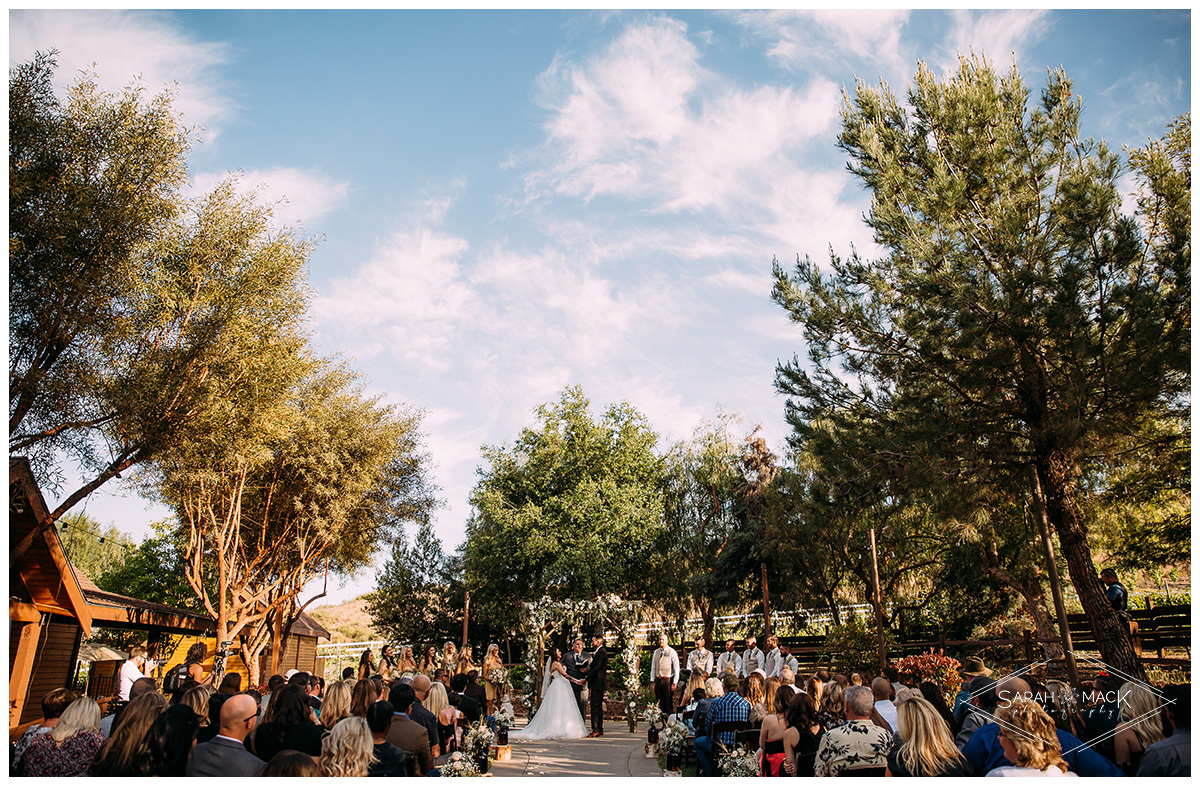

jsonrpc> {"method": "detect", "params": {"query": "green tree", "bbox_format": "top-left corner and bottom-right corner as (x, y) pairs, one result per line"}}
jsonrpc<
(462, 385), (667, 633)
(95, 521), (206, 611)
(366, 521), (463, 646)
(772, 56), (1188, 678)
(57, 513), (135, 583)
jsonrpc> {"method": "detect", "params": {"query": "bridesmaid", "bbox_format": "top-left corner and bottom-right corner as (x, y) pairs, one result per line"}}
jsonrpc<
(482, 644), (504, 715)
(419, 645), (439, 676)
(397, 645), (417, 675)
(441, 641), (458, 674)
(456, 645), (476, 676)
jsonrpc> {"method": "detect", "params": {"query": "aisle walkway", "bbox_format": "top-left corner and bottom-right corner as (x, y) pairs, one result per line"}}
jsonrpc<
(491, 725), (662, 778)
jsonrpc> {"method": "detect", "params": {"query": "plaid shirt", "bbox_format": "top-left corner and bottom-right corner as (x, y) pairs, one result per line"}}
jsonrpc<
(705, 691), (750, 748)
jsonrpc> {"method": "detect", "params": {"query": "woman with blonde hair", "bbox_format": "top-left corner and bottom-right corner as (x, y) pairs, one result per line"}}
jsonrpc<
(398, 645), (418, 675)
(1114, 682), (1166, 775)
(747, 672), (768, 723)
(426, 681), (458, 751)
(806, 673), (824, 705)
(886, 697), (968, 776)
(990, 698), (1075, 776)
(456, 644), (475, 675)
(442, 641), (458, 673)
(21, 697), (102, 776)
(319, 717), (375, 777)
(89, 692), (170, 776)
(482, 643), (503, 715)
(320, 679), (353, 730)
(176, 684), (213, 727)
(349, 676), (378, 718)
(817, 680), (845, 730)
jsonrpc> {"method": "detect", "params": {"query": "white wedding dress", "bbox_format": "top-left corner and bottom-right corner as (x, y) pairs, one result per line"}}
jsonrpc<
(511, 667), (588, 740)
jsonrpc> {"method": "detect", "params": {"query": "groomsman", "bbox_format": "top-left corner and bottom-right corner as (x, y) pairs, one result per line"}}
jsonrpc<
(686, 637), (714, 676)
(763, 636), (783, 678)
(649, 634), (680, 715)
(780, 644), (799, 676)
(717, 639), (742, 677)
(740, 636), (764, 678)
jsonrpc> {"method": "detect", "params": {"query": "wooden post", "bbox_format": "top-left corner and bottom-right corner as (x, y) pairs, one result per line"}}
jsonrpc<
(761, 563), (771, 639)
(868, 528), (887, 671)
(9, 618), (43, 728)
(1027, 465), (1081, 691)
(462, 592), (470, 648)
(270, 608), (283, 676)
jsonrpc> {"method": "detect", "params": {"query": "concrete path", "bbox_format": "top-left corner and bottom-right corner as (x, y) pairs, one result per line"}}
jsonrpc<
(491, 724), (662, 778)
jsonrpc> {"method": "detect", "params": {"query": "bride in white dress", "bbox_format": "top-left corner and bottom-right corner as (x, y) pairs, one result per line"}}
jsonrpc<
(511, 647), (588, 740)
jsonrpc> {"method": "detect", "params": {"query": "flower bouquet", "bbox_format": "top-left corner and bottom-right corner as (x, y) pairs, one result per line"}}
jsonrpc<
(488, 666), (510, 689)
(440, 751), (479, 777)
(718, 747), (760, 777)
(463, 720), (495, 757)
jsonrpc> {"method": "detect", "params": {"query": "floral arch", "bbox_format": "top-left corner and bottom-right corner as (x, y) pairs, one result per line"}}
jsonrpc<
(519, 594), (643, 727)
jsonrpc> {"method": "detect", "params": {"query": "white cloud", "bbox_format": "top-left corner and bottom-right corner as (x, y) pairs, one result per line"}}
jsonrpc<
(10, 9), (232, 145)
(934, 10), (1051, 76)
(732, 9), (913, 80)
(190, 168), (350, 231)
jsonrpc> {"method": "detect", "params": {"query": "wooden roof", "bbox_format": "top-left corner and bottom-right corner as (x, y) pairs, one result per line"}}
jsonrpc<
(293, 610), (331, 640)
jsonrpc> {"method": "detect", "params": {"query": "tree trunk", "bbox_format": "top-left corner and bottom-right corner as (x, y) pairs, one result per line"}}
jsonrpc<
(1037, 452), (1145, 680)
(979, 533), (1063, 660)
(701, 605), (714, 645)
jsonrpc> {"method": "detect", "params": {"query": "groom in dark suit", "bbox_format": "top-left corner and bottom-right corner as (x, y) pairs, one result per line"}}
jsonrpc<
(586, 634), (609, 737)
(564, 638), (590, 721)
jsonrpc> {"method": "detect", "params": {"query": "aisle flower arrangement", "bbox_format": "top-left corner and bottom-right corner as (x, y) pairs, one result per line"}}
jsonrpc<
(494, 706), (515, 732)
(659, 719), (689, 754)
(463, 720), (495, 758)
(642, 706), (665, 730)
(718, 747), (759, 777)
(440, 752), (479, 777)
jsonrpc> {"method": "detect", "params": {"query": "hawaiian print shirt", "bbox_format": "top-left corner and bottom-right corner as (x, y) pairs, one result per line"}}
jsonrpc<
(814, 719), (894, 777)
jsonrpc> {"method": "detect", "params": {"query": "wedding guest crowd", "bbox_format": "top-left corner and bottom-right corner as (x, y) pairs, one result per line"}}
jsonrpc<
(650, 634), (1189, 778)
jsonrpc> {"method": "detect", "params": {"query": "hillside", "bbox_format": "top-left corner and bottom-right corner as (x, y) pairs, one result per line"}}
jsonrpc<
(309, 594), (380, 643)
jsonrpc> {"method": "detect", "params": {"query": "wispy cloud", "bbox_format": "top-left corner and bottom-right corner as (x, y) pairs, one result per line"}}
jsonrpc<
(10, 9), (233, 145)
(934, 9), (1051, 76)
(190, 168), (351, 232)
(731, 9), (913, 81)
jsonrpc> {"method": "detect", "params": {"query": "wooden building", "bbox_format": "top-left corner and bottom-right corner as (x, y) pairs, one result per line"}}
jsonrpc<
(8, 458), (213, 736)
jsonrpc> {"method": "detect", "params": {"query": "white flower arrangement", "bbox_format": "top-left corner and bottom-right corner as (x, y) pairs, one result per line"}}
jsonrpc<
(494, 706), (515, 731)
(440, 751), (479, 777)
(718, 747), (759, 777)
(487, 666), (510, 688)
(642, 706), (665, 729)
(659, 719), (689, 754)
(463, 720), (495, 757)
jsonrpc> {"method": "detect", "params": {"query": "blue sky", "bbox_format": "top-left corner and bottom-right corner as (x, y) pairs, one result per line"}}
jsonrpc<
(9, 8), (1191, 605)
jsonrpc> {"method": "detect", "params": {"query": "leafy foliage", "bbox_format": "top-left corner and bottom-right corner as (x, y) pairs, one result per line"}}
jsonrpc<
(366, 521), (463, 646)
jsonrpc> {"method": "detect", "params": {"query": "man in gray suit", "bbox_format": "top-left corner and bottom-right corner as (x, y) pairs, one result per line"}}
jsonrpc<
(186, 693), (266, 776)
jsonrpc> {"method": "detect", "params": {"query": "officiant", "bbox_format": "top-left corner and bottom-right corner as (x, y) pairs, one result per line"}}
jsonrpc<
(564, 637), (590, 720)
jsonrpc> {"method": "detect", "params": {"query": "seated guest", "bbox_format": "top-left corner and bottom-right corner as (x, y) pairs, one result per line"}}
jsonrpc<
(694, 673), (749, 776)
(342, 666), (356, 681)
(261, 749), (321, 777)
(409, 674), (442, 758)
(186, 692), (265, 776)
(817, 681), (846, 731)
(102, 676), (157, 736)
(955, 675), (997, 748)
(464, 670), (488, 711)
(988, 698), (1076, 776)
(783, 690), (825, 777)
(1137, 684), (1190, 776)
(12, 687), (77, 771)
(759, 679), (797, 775)
(693, 676), (724, 737)
(198, 688), (224, 743)
(89, 692), (169, 776)
(746, 672), (768, 723)
(952, 657), (990, 722)
(387, 683), (434, 777)
(1114, 682), (1166, 775)
(813, 685), (893, 776)
(320, 680), (353, 730)
(450, 673), (483, 723)
(350, 674), (379, 718)
(20, 697), (103, 777)
(218, 671), (243, 695)
(919, 680), (961, 737)
(253, 684), (324, 761)
(886, 697), (969, 776)
(259, 674), (285, 725)
(1041, 679), (1085, 738)
(960, 675), (1122, 777)
(872, 676), (899, 732)
(1080, 672), (1123, 763)
(306, 673), (324, 713)
(320, 717), (374, 777)
(136, 704), (201, 776)
(366, 700), (407, 776)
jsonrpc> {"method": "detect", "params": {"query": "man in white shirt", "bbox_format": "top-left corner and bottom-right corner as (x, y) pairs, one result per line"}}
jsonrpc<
(717, 639), (742, 678)
(763, 635), (783, 678)
(871, 676), (898, 732)
(686, 637), (714, 676)
(780, 644), (799, 677)
(649, 633), (680, 714)
(740, 637), (764, 678)
(117, 646), (148, 702)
